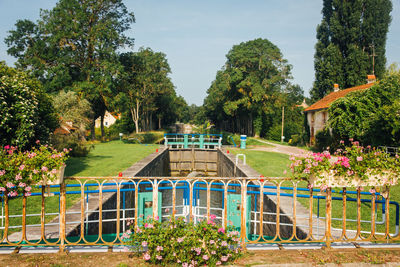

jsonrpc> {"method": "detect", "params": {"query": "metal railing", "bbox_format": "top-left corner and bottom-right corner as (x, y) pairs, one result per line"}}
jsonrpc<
(1, 176), (399, 252)
(164, 134), (222, 149)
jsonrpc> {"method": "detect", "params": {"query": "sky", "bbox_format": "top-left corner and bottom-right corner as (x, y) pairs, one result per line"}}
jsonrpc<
(0, 0), (399, 106)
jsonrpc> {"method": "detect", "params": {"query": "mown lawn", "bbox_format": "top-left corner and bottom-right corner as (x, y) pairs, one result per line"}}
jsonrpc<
(65, 141), (159, 177)
(231, 148), (290, 177)
(2, 141), (158, 238)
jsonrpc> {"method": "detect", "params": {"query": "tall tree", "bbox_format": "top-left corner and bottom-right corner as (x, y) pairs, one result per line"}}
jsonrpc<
(117, 48), (176, 133)
(311, 0), (392, 101)
(204, 38), (292, 136)
(5, 0), (135, 139)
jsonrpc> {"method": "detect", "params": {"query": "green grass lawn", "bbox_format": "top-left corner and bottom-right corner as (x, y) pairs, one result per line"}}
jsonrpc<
(1, 141), (158, 238)
(231, 148), (290, 177)
(65, 141), (158, 177)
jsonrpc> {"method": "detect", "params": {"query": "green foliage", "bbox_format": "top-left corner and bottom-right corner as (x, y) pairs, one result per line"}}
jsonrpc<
(311, 0), (392, 101)
(5, 0), (135, 139)
(125, 216), (242, 266)
(124, 132), (164, 144)
(315, 128), (333, 152)
(50, 134), (92, 157)
(204, 38), (303, 139)
(0, 62), (58, 149)
(116, 48), (182, 133)
(328, 70), (400, 147)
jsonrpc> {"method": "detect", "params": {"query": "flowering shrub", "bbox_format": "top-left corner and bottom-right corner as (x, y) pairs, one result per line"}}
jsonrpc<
(0, 142), (70, 197)
(124, 215), (242, 266)
(290, 140), (399, 189)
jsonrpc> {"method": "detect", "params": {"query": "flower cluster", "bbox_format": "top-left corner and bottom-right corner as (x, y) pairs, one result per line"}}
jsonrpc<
(0, 142), (70, 197)
(290, 140), (399, 189)
(124, 215), (242, 266)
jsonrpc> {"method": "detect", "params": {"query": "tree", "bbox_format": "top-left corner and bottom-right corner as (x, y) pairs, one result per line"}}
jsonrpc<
(0, 62), (58, 149)
(311, 0), (392, 101)
(204, 38), (294, 137)
(117, 48), (177, 133)
(5, 0), (135, 139)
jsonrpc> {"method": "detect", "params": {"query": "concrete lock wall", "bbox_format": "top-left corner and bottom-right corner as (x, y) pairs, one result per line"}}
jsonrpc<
(72, 147), (308, 240)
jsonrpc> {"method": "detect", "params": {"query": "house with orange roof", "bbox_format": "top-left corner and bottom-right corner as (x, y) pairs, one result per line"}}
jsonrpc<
(304, 75), (376, 144)
(95, 111), (121, 128)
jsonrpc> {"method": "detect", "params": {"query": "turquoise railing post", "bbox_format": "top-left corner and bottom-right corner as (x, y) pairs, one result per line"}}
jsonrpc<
(199, 135), (204, 149)
(184, 134), (189, 148)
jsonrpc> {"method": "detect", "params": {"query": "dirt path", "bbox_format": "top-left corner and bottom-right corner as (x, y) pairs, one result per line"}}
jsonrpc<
(249, 139), (309, 157)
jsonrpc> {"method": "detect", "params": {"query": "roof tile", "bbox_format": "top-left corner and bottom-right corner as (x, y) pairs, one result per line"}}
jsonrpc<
(304, 83), (374, 112)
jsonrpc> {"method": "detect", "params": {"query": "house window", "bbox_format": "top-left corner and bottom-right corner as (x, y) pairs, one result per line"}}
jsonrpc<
(105, 121), (108, 126)
(323, 112), (326, 124)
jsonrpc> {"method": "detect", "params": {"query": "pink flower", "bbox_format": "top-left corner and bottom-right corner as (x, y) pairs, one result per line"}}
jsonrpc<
(25, 186), (32, 192)
(155, 216), (159, 220)
(211, 250), (216, 254)
(24, 192), (31, 197)
(18, 182), (26, 187)
(33, 169), (39, 174)
(6, 182), (14, 188)
(209, 240), (215, 244)
(143, 253), (151, 261)
(0, 187), (6, 192)
(216, 261), (222, 265)
(349, 138), (354, 142)
(202, 255), (209, 261)
(221, 256), (228, 262)
(320, 184), (328, 191)
(156, 246), (163, 251)
(35, 140), (40, 144)
(340, 140), (344, 144)
(221, 241), (228, 246)
(8, 191), (18, 197)
(0, 170), (5, 176)
(15, 174), (22, 180)
(369, 188), (376, 194)
(218, 227), (225, 233)
(182, 263), (188, 267)
(122, 247), (129, 252)
(283, 170), (287, 174)
(51, 169), (58, 174)
(156, 255), (162, 260)
(165, 208), (170, 213)
(41, 166), (48, 172)
(357, 156), (363, 162)
(19, 165), (25, 170)
(141, 241), (148, 247)
(177, 237), (184, 243)
(210, 214), (217, 221)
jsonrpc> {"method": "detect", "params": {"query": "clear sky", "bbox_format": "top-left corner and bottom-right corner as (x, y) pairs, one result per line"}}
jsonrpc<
(0, 0), (399, 105)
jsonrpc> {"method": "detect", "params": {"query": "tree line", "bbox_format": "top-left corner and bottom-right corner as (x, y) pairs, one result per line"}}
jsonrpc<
(3, 0), (187, 148)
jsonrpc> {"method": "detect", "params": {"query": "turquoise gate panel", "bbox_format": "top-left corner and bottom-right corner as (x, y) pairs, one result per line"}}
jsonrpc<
(138, 192), (162, 224)
(227, 194), (251, 239)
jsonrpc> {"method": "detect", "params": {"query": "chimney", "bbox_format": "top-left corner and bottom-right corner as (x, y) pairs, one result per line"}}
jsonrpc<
(333, 83), (339, 92)
(367, 74), (376, 84)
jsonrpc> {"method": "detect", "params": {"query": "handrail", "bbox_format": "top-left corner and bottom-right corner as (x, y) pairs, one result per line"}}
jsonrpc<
(1, 176), (399, 250)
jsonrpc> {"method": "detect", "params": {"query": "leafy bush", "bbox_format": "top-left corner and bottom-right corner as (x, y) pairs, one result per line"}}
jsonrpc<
(288, 134), (302, 146)
(315, 128), (332, 151)
(124, 215), (242, 266)
(0, 62), (58, 149)
(124, 132), (164, 144)
(50, 134), (92, 157)
(266, 124), (282, 141)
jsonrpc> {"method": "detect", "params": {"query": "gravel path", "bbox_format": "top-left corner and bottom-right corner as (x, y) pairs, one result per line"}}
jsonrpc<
(249, 139), (309, 157)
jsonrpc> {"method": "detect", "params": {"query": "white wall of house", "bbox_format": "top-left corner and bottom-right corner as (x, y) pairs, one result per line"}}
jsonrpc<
(306, 110), (329, 143)
(95, 111), (117, 128)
